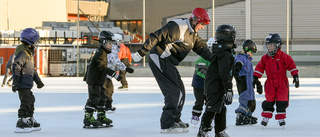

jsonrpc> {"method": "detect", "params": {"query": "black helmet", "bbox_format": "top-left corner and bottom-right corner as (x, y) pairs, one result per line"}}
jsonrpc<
(215, 24), (237, 48)
(264, 33), (282, 56)
(98, 31), (114, 51)
(242, 39), (257, 54)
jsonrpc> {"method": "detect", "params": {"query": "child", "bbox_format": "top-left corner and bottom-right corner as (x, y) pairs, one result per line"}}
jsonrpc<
(253, 33), (299, 127)
(104, 34), (134, 111)
(190, 38), (214, 127)
(198, 24), (237, 137)
(12, 28), (44, 133)
(234, 39), (258, 125)
(83, 31), (122, 128)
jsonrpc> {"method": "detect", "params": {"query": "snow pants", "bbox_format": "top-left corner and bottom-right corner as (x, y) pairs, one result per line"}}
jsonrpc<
(18, 88), (35, 118)
(192, 87), (205, 116)
(261, 79), (289, 120)
(85, 84), (107, 112)
(120, 58), (130, 86)
(149, 54), (185, 129)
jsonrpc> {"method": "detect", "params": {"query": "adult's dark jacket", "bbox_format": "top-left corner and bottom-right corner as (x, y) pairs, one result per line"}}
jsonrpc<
(204, 44), (235, 95)
(84, 46), (115, 86)
(136, 18), (213, 65)
(12, 44), (41, 89)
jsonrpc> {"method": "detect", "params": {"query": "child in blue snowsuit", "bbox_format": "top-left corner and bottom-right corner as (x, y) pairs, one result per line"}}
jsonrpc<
(234, 39), (258, 125)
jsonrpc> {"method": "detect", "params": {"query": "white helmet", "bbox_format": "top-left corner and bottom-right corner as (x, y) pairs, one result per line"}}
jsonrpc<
(112, 33), (123, 45)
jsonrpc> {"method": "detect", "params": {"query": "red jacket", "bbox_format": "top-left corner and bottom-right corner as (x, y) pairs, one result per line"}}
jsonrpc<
(118, 44), (132, 63)
(254, 50), (298, 85)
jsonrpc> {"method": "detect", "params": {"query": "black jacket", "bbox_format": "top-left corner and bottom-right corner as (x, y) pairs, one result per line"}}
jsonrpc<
(137, 18), (213, 64)
(204, 44), (235, 95)
(12, 44), (41, 89)
(85, 46), (115, 86)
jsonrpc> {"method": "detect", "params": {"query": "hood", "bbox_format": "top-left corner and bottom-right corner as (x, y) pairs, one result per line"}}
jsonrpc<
(15, 44), (33, 56)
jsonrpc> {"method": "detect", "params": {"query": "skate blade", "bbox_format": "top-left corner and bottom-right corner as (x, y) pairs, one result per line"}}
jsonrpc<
(160, 128), (184, 134)
(32, 127), (41, 131)
(83, 125), (99, 128)
(118, 88), (128, 91)
(14, 127), (32, 133)
(99, 124), (113, 128)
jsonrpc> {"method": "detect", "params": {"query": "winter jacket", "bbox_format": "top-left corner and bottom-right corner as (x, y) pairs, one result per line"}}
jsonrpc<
(6, 54), (15, 69)
(85, 46), (116, 86)
(136, 18), (213, 65)
(254, 50), (298, 88)
(106, 44), (127, 79)
(235, 53), (254, 94)
(12, 44), (41, 89)
(118, 44), (132, 63)
(192, 56), (211, 89)
(204, 44), (235, 95)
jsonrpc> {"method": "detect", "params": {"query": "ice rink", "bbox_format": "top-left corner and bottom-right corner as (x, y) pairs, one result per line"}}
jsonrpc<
(0, 76), (319, 137)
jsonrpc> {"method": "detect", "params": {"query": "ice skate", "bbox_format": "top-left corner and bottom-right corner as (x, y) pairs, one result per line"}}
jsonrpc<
(7, 82), (12, 87)
(1, 84), (4, 87)
(177, 121), (189, 132)
(235, 113), (250, 126)
(248, 115), (258, 124)
(105, 101), (116, 113)
(83, 111), (100, 128)
(14, 118), (32, 133)
(261, 117), (269, 127)
(160, 123), (183, 134)
(118, 85), (128, 91)
(197, 126), (212, 137)
(97, 111), (113, 127)
(215, 129), (230, 137)
(27, 117), (41, 131)
(191, 115), (200, 127)
(278, 119), (286, 127)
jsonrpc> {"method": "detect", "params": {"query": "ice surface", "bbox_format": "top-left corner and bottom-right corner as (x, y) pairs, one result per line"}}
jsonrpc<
(0, 76), (319, 137)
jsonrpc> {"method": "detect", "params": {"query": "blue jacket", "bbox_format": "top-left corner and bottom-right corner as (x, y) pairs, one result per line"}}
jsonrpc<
(12, 44), (41, 89)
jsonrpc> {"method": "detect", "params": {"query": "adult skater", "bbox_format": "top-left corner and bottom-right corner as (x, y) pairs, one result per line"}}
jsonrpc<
(234, 39), (258, 125)
(253, 33), (299, 127)
(117, 40), (132, 90)
(131, 7), (213, 133)
(1, 53), (15, 87)
(83, 30), (122, 128)
(12, 28), (44, 133)
(197, 24), (238, 137)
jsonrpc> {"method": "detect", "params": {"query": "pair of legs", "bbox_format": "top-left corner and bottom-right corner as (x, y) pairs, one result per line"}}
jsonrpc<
(85, 84), (108, 112)
(104, 78), (115, 110)
(262, 80), (289, 120)
(149, 54), (186, 129)
(18, 88), (35, 118)
(119, 58), (130, 88)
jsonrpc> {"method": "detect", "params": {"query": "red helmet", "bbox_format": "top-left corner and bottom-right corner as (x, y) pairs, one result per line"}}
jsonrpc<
(190, 7), (211, 25)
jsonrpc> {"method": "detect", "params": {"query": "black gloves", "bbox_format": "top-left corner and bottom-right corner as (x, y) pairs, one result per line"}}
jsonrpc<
(12, 78), (19, 92)
(253, 76), (263, 94)
(36, 81), (44, 89)
(293, 74), (299, 88)
(112, 72), (122, 81)
(234, 62), (242, 81)
(126, 67), (134, 73)
(224, 89), (233, 105)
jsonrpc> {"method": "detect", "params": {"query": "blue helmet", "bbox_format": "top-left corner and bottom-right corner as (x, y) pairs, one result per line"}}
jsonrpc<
(20, 28), (39, 45)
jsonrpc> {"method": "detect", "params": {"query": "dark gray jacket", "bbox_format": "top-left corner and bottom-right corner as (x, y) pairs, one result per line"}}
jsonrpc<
(12, 44), (41, 89)
(6, 54), (15, 69)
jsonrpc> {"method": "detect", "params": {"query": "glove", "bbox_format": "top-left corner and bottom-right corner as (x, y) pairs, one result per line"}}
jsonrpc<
(234, 70), (240, 81)
(131, 52), (143, 62)
(253, 76), (263, 94)
(126, 67), (134, 73)
(36, 81), (44, 89)
(12, 78), (19, 92)
(112, 72), (122, 81)
(224, 89), (233, 105)
(293, 74), (299, 88)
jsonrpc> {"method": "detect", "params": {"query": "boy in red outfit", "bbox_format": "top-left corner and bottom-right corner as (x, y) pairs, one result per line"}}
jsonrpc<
(253, 33), (299, 127)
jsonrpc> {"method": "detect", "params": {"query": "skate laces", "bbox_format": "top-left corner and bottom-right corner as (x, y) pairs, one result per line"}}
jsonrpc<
(278, 119), (285, 123)
(21, 118), (31, 124)
(262, 117), (269, 122)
